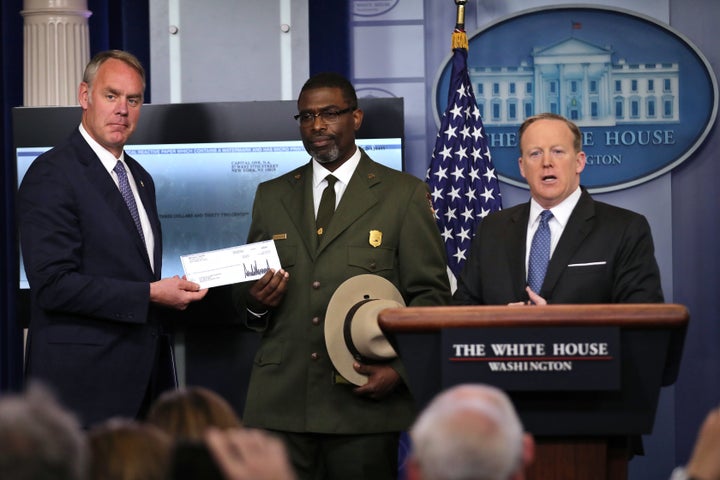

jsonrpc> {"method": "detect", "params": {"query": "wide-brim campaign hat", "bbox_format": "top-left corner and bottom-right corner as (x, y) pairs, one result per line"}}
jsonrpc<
(325, 274), (406, 386)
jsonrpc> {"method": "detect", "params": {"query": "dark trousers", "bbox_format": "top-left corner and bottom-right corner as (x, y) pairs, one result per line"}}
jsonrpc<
(273, 430), (400, 480)
(138, 333), (177, 419)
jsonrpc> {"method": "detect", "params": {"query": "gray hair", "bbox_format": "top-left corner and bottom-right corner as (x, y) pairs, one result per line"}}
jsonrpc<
(82, 49), (146, 91)
(410, 384), (524, 480)
(0, 383), (87, 480)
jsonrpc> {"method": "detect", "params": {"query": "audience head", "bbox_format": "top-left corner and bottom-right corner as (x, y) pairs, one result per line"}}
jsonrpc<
(146, 386), (241, 441)
(87, 418), (171, 480)
(0, 383), (87, 480)
(167, 439), (226, 480)
(408, 384), (534, 480)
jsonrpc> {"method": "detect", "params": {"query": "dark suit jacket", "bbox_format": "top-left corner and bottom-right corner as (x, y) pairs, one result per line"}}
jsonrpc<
(17, 129), (165, 427)
(454, 189), (664, 305)
(233, 150), (451, 434)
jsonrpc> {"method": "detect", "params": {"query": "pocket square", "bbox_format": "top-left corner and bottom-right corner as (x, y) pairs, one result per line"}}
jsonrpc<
(567, 261), (607, 267)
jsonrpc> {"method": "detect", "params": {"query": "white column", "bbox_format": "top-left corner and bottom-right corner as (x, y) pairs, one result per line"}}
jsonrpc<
(21, 0), (91, 106)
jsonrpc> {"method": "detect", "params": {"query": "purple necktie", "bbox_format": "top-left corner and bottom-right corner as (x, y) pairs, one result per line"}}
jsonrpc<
(114, 160), (145, 243)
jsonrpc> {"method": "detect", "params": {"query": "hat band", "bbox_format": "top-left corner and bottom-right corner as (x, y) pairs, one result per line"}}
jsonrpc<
(342, 298), (376, 363)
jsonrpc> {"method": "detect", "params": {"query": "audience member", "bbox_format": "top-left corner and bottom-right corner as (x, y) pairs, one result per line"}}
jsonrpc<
(167, 438), (226, 480)
(87, 418), (171, 480)
(146, 386), (242, 441)
(0, 383), (87, 480)
(407, 384), (534, 480)
(205, 427), (297, 480)
(670, 407), (720, 480)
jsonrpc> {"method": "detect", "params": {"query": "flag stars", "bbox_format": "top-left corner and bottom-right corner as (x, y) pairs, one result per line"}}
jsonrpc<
(480, 187), (495, 202)
(448, 186), (461, 201)
(483, 167), (496, 182)
(444, 207), (457, 221)
(427, 49), (503, 276)
(451, 166), (465, 181)
(453, 247), (467, 263)
(439, 145), (453, 161)
(433, 166), (448, 181)
(461, 207), (475, 222)
(457, 226), (471, 242)
(472, 126), (484, 141)
(431, 186), (444, 202)
(464, 187), (477, 202)
(450, 103), (463, 119)
(444, 124), (458, 140)
(454, 146), (468, 161)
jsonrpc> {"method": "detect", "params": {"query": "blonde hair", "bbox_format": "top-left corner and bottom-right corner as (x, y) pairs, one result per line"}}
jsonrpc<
(88, 419), (171, 480)
(146, 386), (242, 441)
(518, 112), (582, 153)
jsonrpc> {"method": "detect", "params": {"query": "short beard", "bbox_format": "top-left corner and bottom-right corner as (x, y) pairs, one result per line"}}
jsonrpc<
(310, 144), (340, 164)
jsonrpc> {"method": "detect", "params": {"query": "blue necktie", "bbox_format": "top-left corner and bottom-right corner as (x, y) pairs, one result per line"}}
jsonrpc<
(114, 160), (145, 243)
(527, 210), (553, 294)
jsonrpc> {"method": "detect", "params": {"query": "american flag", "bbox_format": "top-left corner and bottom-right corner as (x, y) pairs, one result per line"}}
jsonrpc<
(426, 36), (502, 283)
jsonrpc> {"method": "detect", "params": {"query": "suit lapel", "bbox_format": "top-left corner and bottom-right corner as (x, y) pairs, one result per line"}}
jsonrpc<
(507, 204), (531, 298)
(280, 162), (317, 257)
(73, 132), (154, 272)
(542, 190), (595, 296)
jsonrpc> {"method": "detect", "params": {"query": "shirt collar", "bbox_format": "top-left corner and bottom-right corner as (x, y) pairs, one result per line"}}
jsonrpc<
(78, 123), (126, 175)
(312, 146), (361, 188)
(529, 186), (582, 228)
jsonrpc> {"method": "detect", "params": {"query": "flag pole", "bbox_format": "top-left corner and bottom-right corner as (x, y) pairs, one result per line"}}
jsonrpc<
(453, 0), (469, 50)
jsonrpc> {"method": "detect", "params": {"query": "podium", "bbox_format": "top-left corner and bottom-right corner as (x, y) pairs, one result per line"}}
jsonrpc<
(378, 304), (688, 480)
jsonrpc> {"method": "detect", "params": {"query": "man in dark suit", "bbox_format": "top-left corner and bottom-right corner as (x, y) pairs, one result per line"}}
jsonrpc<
(232, 72), (451, 479)
(17, 50), (207, 428)
(454, 112), (663, 305)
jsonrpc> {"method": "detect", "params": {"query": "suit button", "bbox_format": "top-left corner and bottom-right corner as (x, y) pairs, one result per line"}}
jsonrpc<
(312, 281), (321, 289)
(369, 261), (377, 270)
(311, 352), (319, 361)
(312, 317), (320, 325)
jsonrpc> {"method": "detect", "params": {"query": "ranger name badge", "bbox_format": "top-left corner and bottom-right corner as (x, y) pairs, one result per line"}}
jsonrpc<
(369, 230), (382, 248)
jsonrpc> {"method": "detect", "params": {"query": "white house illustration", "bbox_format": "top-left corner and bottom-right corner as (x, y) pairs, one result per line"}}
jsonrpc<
(470, 37), (680, 127)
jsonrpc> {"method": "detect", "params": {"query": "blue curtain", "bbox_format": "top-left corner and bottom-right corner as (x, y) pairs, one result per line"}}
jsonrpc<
(1, 0), (24, 393)
(0, 0), (150, 393)
(309, 0), (351, 78)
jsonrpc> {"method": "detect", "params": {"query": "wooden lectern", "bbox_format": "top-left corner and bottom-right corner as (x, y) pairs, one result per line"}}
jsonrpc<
(378, 304), (688, 480)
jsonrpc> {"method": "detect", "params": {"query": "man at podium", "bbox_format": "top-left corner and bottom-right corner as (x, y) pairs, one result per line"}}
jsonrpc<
(453, 113), (664, 306)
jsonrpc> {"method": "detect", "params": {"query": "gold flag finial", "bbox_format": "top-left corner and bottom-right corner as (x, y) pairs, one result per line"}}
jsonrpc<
(454, 0), (467, 31)
(452, 0), (469, 50)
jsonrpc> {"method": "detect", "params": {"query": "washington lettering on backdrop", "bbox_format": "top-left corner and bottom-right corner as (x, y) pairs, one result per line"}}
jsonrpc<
(442, 327), (621, 391)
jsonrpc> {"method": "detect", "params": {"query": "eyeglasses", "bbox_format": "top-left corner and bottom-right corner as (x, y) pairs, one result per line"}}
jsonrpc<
(293, 107), (355, 125)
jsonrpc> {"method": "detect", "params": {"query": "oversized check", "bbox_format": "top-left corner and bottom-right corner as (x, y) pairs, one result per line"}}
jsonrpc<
(180, 240), (282, 289)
